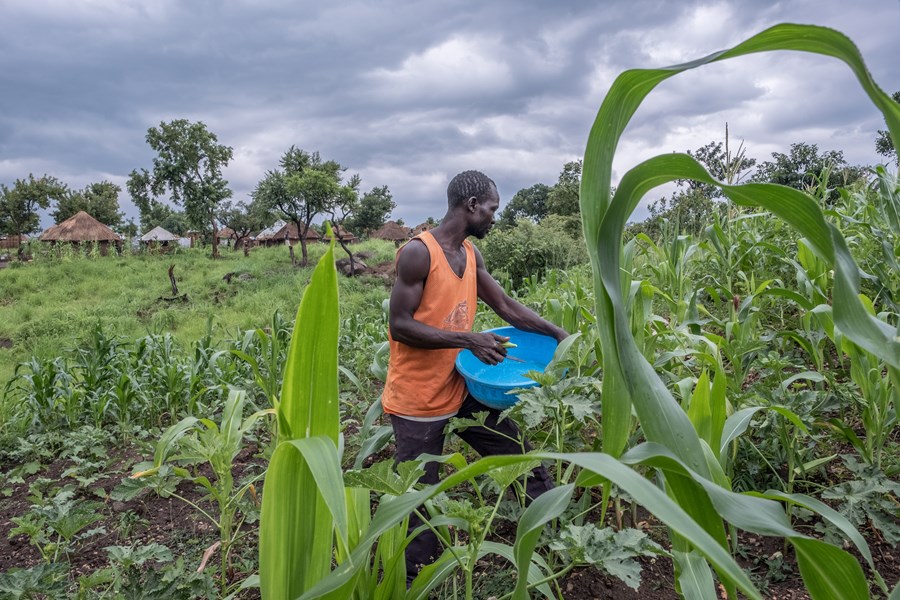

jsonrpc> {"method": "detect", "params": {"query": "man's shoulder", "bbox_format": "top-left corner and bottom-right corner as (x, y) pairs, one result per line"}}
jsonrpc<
(395, 237), (431, 279)
(398, 236), (429, 259)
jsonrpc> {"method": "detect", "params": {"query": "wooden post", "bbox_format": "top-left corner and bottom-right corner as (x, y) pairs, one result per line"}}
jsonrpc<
(168, 264), (179, 296)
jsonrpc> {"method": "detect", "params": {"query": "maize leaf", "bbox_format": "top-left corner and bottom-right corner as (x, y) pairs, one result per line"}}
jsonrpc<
(260, 228), (341, 600)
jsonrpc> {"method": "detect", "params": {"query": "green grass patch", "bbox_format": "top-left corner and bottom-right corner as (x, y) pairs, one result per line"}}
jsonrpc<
(0, 241), (397, 386)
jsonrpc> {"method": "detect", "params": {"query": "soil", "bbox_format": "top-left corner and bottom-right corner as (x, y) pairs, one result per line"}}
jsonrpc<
(0, 444), (265, 594)
(0, 339), (11, 349)
(1, 444), (897, 599)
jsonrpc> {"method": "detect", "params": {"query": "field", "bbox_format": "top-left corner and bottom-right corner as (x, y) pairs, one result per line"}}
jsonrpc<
(0, 23), (899, 600)
(1, 187), (898, 598)
(0, 241), (397, 387)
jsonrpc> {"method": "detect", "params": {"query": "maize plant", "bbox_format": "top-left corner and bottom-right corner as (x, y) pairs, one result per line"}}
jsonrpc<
(254, 25), (900, 600)
(580, 22), (899, 599)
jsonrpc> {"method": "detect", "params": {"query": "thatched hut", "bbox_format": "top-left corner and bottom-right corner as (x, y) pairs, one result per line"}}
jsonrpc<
(411, 222), (433, 236)
(0, 234), (28, 250)
(324, 224), (358, 244)
(371, 221), (411, 245)
(140, 226), (179, 253)
(39, 211), (122, 255)
(216, 227), (236, 246)
(256, 221), (322, 247)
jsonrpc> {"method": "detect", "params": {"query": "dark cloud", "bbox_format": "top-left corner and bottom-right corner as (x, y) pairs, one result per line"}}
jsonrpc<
(0, 0), (897, 229)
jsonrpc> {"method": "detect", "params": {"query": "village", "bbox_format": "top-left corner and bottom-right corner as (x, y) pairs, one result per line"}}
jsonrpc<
(0, 212), (432, 267)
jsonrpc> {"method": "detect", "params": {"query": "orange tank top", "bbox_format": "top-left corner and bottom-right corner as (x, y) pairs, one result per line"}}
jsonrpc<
(382, 231), (478, 417)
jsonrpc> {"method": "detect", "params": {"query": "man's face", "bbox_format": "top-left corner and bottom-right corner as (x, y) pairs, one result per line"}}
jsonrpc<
(471, 186), (500, 239)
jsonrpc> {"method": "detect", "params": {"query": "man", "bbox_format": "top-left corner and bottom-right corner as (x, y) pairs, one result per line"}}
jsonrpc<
(382, 170), (569, 581)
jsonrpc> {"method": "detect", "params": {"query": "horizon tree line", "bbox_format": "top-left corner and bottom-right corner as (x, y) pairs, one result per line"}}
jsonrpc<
(2, 96), (897, 259)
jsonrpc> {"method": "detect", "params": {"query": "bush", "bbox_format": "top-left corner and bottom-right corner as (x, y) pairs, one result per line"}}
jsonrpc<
(477, 215), (586, 287)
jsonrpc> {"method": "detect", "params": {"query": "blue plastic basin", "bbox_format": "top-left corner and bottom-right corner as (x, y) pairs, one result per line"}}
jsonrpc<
(455, 326), (557, 410)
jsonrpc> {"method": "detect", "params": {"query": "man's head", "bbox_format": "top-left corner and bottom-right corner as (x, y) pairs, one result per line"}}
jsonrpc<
(447, 170), (499, 239)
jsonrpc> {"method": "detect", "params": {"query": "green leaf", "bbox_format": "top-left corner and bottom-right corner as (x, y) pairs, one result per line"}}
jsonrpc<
(278, 229), (339, 443)
(750, 490), (875, 571)
(687, 370), (713, 446)
(791, 537), (868, 600)
(622, 443), (794, 538)
(673, 550), (717, 600)
(259, 436), (347, 598)
(720, 407), (764, 455)
(512, 484), (574, 599)
(299, 452), (762, 600)
(344, 459), (425, 496)
(259, 235), (342, 600)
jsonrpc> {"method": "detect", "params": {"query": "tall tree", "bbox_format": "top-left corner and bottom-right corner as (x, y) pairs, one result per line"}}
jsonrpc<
(752, 142), (865, 203)
(875, 91), (900, 164)
(253, 147), (353, 266)
(346, 184), (394, 236)
(0, 174), (68, 258)
(53, 181), (123, 226)
(546, 160), (582, 217)
(496, 183), (551, 229)
(127, 119), (233, 257)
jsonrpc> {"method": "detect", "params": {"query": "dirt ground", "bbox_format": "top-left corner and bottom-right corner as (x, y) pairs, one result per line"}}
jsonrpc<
(1, 444), (897, 599)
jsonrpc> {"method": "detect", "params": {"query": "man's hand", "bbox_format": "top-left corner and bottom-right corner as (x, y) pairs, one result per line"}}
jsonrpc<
(468, 332), (509, 365)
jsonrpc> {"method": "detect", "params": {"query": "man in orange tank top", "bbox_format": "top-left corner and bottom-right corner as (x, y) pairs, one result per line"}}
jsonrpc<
(383, 170), (569, 583)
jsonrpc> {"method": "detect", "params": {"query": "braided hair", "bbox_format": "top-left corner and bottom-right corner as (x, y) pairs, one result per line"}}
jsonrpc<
(447, 170), (496, 209)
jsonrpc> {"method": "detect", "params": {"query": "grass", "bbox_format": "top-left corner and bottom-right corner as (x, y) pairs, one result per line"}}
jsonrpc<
(0, 240), (397, 386)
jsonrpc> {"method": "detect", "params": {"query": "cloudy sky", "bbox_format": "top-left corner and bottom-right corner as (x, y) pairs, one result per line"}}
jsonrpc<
(1, 0), (898, 229)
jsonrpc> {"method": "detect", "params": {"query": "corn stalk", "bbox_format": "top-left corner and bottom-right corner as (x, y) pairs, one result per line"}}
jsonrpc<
(259, 224), (347, 599)
(580, 22), (899, 598)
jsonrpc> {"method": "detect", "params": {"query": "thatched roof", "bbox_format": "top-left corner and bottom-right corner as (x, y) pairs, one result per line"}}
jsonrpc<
(217, 227), (236, 240)
(411, 222), (433, 235)
(324, 224), (358, 242)
(40, 211), (121, 242)
(140, 226), (179, 242)
(372, 220), (410, 241)
(257, 221), (321, 241)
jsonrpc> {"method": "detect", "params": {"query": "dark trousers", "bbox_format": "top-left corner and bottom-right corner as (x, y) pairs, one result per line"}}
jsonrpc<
(390, 393), (554, 581)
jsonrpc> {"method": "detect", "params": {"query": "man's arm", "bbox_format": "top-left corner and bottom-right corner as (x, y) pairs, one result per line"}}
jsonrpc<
(389, 240), (508, 364)
(474, 246), (569, 343)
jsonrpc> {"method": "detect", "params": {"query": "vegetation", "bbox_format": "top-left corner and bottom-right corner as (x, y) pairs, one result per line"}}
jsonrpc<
(127, 119), (235, 258)
(0, 22), (899, 600)
(252, 147), (361, 266)
(0, 175), (68, 257)
(51, 182), (123, 228)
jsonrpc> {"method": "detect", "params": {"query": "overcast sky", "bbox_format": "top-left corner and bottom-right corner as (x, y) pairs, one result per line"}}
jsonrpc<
(1, 0), (898, 230)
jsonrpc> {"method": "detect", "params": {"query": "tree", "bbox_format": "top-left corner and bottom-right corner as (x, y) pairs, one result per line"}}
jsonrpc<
(53, 181), (123, 227)
(346, 185), (395, 236)
(628, 188), (719, 240)
(126, 170), (188, 236)
(752, 142), (865, 203)
(127, 119), (233, 257)
(120, 218), (139, 239)
(217, 199), (272, 251)
(0, 174), (68, 258)
(496, 183), (551, 229)
(546, 160), (582, 218)
(677, 132), (757, 197)
(325, 174), (362, 273)
(874, 91), (900, 164)
(252, 147), (354, 266)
